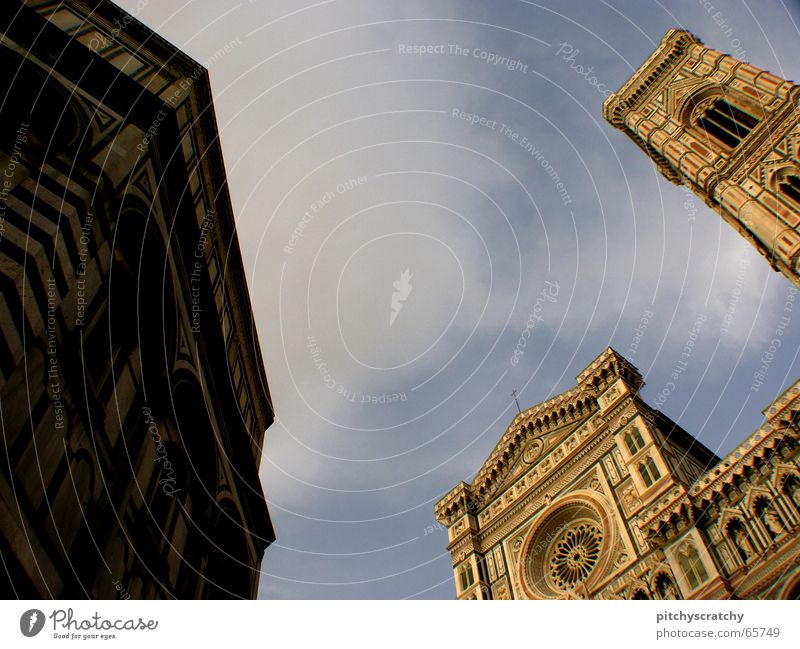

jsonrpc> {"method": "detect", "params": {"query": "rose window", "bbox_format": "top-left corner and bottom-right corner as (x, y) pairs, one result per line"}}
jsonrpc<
(522, 498), (612, 598)
(547, 522), (602, 590)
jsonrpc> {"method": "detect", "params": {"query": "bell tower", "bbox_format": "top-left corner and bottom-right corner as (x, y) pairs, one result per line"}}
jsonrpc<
(604, 29), (800, 288)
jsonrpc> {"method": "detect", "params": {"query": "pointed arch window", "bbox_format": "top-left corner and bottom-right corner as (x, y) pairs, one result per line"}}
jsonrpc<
(782, 474), (800, 511)
(726, 518), (755, 564)
(458, 563), (475, 592)
(638, 456), (662, 488)
(779, 174), (800, 206)
(677, 544), (709, 590)
(625, 426), (646, 455)
(754, 496), (786, 540)
(695, 98), (759, 149)
(655, 573), (681, 600)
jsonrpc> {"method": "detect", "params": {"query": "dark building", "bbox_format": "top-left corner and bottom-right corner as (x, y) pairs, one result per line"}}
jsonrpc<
(0, 0), (274, 598)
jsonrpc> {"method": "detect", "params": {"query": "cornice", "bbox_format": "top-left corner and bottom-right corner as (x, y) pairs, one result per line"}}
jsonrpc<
(763, 379), (800, 419)
(34, 0), (200, 79)
(729, 535), (800, 597)
(691, 380), (800, 499)
(635, 379), (800, 538)
(604, 29), (701, 125)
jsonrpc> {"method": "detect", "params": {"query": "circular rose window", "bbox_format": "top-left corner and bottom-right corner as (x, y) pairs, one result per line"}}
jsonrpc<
(546, 521), (602, 591)
(520, 494), (613, 599)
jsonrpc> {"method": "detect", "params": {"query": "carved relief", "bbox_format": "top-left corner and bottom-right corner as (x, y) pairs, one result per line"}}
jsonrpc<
(621, 485), (641, 515)
(492, 578), (511, 600)
(486, 552), (497, 582)
(511, 538), (524, 560)
(523, 439), (544, 464)
(604, 456), (620, 483)
(494, 546), (507, 576)
(613, 448), (629, 476)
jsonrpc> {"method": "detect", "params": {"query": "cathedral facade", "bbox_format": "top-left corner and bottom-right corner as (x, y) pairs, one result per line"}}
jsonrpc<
(0, 1), (274, 597)
(435, 348), (800, 599)
(604, 29), (800, 288)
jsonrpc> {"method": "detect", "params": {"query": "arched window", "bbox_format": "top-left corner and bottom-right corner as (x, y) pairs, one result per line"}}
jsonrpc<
(631, 589), (649, 600)
(625, 427), (646, 455)
(677, 544), (709, 590)
(639, 463), (653, 488)
(695, 98), (759, 149)
(754, 497), (785, 540)
(782, 475), (800, 511)
(726, 518), (754, 564)
(638, 456), (661, 488)
(458, 563), (475, 592)
(655, 573), (681, 600)
(647, 456), (661, 481)
(779, 174), (800, 206)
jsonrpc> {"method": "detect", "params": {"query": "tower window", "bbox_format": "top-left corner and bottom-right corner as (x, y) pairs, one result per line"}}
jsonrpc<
(458, 563), (475, 591)
(779, 174), (800, 206)
(696, 99), (759, 149)
(624, 426), (646, 455)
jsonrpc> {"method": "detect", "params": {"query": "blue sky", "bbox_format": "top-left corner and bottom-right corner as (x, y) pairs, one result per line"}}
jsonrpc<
(116, 0), (800, 598)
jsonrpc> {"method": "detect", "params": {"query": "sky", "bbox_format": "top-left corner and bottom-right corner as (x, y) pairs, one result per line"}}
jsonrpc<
(114, 0), (800, 599)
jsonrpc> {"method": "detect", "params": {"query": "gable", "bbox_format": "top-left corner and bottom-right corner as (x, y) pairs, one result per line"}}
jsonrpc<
(474, 409), (596, 512)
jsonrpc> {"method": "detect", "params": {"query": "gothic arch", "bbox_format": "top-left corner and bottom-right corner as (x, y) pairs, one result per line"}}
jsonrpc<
(676, 83), (764, 128)
(675, 540), (710, 592)
(628, 578), (650, 600)
(653, 570), (681, 600)
(724, 516), (756, 564)
(780, 473), (800, 511)
(745, 486), (775, 514)
(766, 164), (800, 195)
(676, 83), (765, 152)
(675, 82), (722, 125)
(753, 495), (787, 540)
